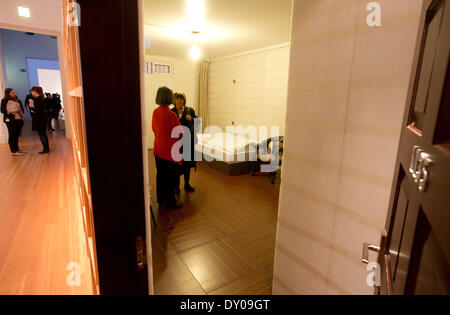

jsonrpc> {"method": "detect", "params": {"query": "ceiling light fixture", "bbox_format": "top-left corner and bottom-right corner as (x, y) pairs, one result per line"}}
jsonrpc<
(190, 46), (201, 60)
(187, 0), (204, 31)
(18, 6), (31, 18)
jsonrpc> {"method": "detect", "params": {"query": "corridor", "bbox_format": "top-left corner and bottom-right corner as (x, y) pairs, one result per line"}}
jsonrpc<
(0, 123), (92, 294)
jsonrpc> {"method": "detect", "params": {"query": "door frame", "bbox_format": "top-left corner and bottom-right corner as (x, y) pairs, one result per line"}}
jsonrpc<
(138, 0), (154, 294)
(77, 0), (150, 295)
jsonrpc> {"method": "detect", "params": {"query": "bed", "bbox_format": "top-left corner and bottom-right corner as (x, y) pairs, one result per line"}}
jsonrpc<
(195, 132), (258, 176)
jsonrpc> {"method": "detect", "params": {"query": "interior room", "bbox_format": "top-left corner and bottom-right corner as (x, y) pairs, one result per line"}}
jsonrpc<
(1, 0), (448, 297)
(144, 0), (293, 295)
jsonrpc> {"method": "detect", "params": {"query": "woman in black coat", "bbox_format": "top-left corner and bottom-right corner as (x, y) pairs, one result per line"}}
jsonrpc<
(172, 93), (197, 193)
(30, 86), (50, 154)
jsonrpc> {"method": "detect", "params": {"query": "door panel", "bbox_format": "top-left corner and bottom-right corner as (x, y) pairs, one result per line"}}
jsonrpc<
(388, 172), (409, 281)
(374, 0), (450, 295)
(406, 209), (450, 294)
(434, 64), (450, 145)
(73, 0), (149, 294)
(410, 0), (444, 130)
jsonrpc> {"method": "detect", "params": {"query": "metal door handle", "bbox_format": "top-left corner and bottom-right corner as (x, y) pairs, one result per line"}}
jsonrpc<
(419, 168), (429, 192)
(418, 152), (432, 193)
(362, 242), (381, 264)
(409, 147), (433, 193)
(409, 146), (422, 180)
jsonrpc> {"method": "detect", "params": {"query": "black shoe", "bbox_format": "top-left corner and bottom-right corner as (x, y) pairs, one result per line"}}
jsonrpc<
(175, 187), (181, 194)
(166, 202), (184, 210)
(184, 185), (195, 193)
(39, 150), (50, 155)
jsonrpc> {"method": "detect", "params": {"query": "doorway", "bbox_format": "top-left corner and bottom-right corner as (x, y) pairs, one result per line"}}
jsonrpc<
(143, 0), (292, 295)
(67, 0), (450, 295)
(0, 29), (64, 124)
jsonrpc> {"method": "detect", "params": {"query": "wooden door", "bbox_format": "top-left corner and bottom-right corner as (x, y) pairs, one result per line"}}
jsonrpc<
(65, 0), (149, 294)
(368, 0), (450, 295)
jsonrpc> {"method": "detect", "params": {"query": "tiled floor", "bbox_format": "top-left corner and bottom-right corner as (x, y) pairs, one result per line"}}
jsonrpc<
(148, 153), (280, 295)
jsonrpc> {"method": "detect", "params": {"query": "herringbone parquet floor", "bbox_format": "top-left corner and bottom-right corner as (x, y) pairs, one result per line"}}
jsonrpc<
(148, 153), (280, 295)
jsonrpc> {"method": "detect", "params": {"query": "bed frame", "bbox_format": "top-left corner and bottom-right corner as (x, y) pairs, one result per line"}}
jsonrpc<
(196, 133), (258, 176)
(200, 159), (255, 176)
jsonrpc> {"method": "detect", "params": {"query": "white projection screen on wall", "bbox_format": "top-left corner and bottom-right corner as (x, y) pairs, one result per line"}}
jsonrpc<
(37, 68), (64, 109)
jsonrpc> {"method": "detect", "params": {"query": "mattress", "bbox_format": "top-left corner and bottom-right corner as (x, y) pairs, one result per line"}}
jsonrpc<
(195, 132), (258, 164)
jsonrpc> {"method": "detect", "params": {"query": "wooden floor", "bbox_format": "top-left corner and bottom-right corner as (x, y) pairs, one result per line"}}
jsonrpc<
(0, 122), (93, 295)
(148, 151), (280, 295)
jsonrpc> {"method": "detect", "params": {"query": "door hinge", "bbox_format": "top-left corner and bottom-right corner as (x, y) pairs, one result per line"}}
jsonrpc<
(136, 236), (147, 271)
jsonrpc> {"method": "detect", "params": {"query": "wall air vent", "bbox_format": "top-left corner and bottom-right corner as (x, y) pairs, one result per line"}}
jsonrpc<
(144, 62), (173, 75)
(153, 63), (172, 75)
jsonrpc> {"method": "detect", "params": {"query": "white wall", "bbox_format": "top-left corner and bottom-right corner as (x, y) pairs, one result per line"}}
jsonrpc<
(273, 0), (424, 295)
(208, 44), (290, 135)
(38, 68), (63, 100)
(145, 55), (199, 148)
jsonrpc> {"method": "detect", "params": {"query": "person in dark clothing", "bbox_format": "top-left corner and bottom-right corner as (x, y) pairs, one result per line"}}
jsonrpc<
(46, 93), (55, 131)
(152, 87), (184, 210)
(172, 93), (197, 193)
(25, 91), (34, 117)
(30, 86), (50, 154)
(51, 93), (62, 128)
(2, 89), (25, 117)
(1, 88), (25, 156)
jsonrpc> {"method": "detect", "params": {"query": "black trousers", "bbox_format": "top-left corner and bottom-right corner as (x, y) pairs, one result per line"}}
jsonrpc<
(47, 116), (53, 130)
(37, 129), (50, 151)
(6, 120), (24, 153)
(176, 165), (191, 188)
(155, 156), (178, 207)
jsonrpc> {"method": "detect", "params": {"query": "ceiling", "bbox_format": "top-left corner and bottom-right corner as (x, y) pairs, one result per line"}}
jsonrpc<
(143, 0), (293, 60)
(0, 0), (62, 34)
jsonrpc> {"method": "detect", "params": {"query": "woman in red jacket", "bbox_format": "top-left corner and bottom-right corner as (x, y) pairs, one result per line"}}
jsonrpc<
(152, 87), (184, 210)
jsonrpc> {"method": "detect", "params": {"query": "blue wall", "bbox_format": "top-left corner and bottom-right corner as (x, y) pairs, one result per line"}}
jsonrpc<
(27, 58), (60, 89)
(0, 29), (59, 102)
